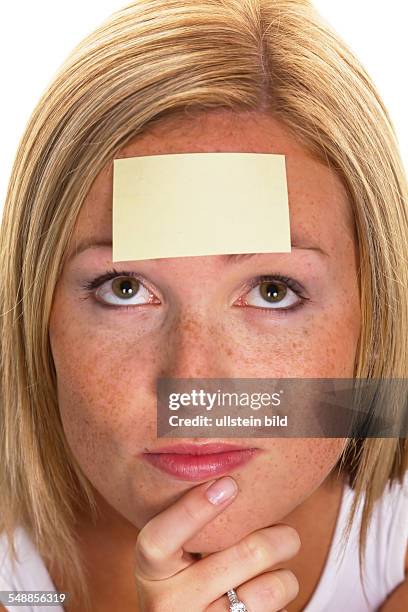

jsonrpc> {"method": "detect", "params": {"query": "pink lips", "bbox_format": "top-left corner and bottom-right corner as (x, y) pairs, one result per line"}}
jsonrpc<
(141, 442), (260, 482)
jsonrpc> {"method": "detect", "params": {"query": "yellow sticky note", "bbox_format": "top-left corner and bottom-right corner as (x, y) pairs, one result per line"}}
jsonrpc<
(112, 153), (291, 262)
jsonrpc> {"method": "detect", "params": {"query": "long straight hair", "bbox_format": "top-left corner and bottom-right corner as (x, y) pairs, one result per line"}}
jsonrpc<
(1, 0), (407, 609)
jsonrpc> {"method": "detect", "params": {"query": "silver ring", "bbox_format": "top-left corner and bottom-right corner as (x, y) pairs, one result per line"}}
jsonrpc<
(227, 588), (249, 612)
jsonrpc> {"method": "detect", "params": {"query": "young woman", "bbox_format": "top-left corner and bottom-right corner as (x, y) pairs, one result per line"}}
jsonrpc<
(1, 1), (407, 611)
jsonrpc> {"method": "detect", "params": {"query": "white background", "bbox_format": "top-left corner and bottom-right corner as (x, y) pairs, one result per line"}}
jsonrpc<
(1, 1), (407, 214)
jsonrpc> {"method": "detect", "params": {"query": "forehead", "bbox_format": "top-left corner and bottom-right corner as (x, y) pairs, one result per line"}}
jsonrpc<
(69, 109), (355, 258)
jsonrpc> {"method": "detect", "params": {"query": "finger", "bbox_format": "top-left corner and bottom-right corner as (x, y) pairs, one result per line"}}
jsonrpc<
(134, 476), (239, 580)
(170, 524), (301, 607)
(207, 569), (299, 612)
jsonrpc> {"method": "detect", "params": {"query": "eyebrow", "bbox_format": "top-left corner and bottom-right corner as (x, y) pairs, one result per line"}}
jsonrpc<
(67, 239), (328, 263)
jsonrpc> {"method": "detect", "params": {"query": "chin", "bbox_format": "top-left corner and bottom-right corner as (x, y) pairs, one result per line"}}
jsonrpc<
(181, 512), (266, 555)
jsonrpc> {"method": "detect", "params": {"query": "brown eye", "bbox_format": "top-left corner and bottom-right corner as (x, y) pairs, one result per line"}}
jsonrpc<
(259, 281), (287, 303)
(95, 276), (157, 307)
(240, 277), (302, 310)
(111, 277), (140, 300)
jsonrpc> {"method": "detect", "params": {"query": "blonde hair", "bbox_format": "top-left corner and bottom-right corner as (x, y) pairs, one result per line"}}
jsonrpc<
(1, 0), (407, 609)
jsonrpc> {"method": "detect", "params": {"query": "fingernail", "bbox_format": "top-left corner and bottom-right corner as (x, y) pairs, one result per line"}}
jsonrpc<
(205, 476), (238, 505)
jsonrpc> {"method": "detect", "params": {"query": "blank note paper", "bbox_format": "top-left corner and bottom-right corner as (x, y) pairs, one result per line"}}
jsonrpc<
(112, 152), (291, 262)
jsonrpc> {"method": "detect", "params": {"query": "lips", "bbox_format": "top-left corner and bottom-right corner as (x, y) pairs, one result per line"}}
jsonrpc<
(141, 442), (260, 482)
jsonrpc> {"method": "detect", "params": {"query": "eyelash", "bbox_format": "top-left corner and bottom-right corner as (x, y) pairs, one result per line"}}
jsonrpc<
(80, 267), (311, 315)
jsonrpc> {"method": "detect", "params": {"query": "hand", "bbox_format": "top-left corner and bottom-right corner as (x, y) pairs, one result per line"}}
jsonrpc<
(133, 475), (301, 611)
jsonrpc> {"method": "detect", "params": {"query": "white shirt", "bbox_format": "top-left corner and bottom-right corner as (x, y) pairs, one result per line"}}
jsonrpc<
(0, 525), (63, 612)
(303, 470), (408, 611)
(1, 472), (407, 612)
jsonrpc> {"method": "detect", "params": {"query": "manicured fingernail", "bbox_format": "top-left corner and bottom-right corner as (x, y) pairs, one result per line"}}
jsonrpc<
(205, 476), (238, 505)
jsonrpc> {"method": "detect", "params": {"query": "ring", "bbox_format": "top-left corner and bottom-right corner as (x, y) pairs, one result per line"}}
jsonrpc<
(226, 588), (249, 611)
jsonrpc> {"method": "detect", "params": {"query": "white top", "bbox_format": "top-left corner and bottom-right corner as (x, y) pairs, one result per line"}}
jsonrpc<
(303, 470), (408, 611)
(0, 526), (63, 612)
(1, 472), (407, 612)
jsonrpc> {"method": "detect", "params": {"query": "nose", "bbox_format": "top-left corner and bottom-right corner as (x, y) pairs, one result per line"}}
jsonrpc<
(159, 310), (231, 379)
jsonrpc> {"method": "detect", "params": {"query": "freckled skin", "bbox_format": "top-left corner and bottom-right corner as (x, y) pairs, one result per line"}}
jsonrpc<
(49, 109), (361, 560)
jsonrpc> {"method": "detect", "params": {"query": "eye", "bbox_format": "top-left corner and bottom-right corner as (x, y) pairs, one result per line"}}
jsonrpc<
(97, 276), (154, 306)
(80, 270), (160, 308)
(236, 275), (308, 312)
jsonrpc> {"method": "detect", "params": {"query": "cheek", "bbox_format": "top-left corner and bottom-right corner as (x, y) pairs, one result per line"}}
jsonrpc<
(48, 295), (160, 515)
(224, 308), (359, 378)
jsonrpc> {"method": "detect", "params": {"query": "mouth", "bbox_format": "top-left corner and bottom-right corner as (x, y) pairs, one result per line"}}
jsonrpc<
(140, 442), (261, 482)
